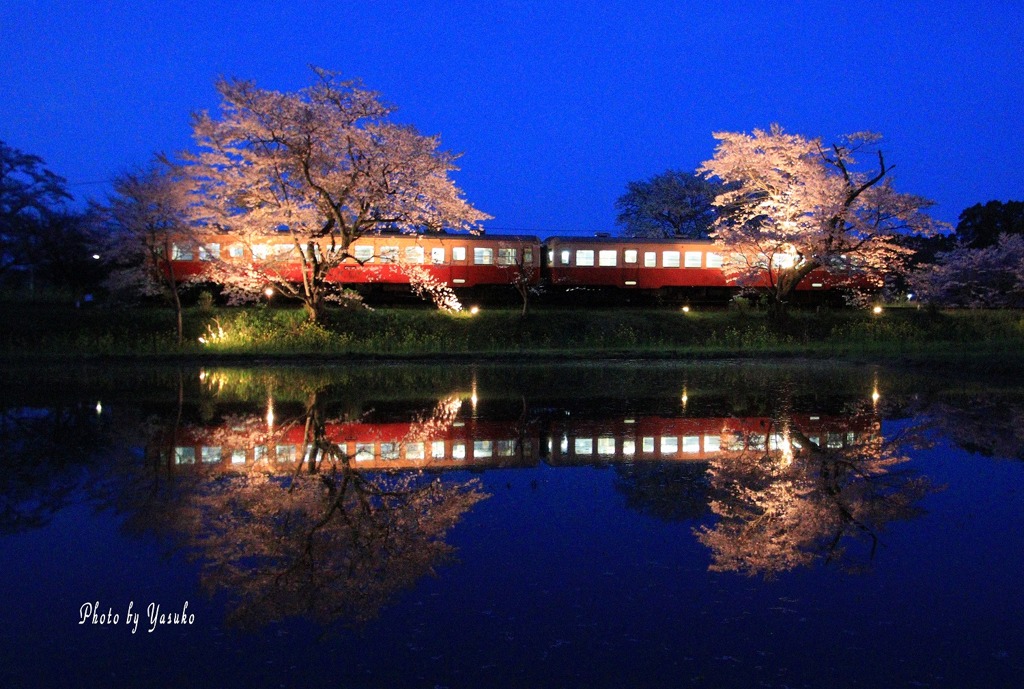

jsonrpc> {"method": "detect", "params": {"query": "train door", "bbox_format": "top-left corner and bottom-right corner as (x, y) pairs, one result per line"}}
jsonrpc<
(622, 246), (642, 288)
(449, 243), (469, 286)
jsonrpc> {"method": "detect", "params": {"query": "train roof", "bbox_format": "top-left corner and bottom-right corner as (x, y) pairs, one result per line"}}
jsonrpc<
(544, 235), (718, 245)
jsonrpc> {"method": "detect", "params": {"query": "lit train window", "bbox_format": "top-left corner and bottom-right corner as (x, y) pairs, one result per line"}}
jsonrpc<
(171, 244), (193, 261)
(624, 249), (638, 264)
(174, 447), (195, 465)
(452, 442), (466, 460)
(227, 244), (244, 258)
(660, 436), (678, 454)
(684, 251), (702, 268)
(749, 434), (767, 451)
(622, 439), (636, 456)
(826, 433), (843, 449)
(575, 438), (593, 454)
(473, 440), (493, 458)
(473, 247), (493, 265)
(201, 446), (222, 463)
(231, 449), (246, 465)
(431, 247), (445, 264)
(276, 445), (296, 462)
(706, 252), (723, 268)
(405, 246), (425, 264)
(598, 250), (617, 267)
(252, 245), (270, 260)
(644, 252), (656, 268)
(199, 244), (220, 261)
(663, 251), (681, 268)
(576, 250), (595, 266)
(453, 246), (466, 261)
(497, 247), (517, 265)
(431, 441), (445, 458)
(406, 442), (425, 460)
(704, 435), (721, 452)
(524, 248), (534, 264)
(381, 246), (399, 263)
(254, 445), (268, 462)
(496, 440), (516, 457)
(642, 437), (655, 453)
(355, 443), (374, 461)
(381, 442), (399, 460)
(682, 436), (700, 453)
(560, 250), (570, 265)
(597, 436), (616, 455)
(353, 245), (374, 262)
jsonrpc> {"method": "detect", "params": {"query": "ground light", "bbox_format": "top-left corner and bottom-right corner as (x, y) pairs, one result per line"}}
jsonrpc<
(264, 287), (275, 298)
(681, 305), (691, 313)
(469, 306), (480, 315)
(872, 306), (883, 314)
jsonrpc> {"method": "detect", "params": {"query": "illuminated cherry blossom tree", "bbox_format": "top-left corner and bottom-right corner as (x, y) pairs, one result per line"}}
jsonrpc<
(99, 161), (200, 344)
(699, 126), (946, 314)
(910, 233), (1024, 308)
(187, 67), (490, 322)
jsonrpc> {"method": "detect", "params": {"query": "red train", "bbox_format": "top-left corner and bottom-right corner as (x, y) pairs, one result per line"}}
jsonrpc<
(167, 232), (868, 304)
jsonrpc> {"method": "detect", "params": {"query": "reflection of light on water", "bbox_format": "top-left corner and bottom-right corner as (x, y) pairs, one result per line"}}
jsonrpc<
(95, 401), (102, 415)
(266, 397), (275, 429)
(681, 386), (688, 409)
(872, 388), (880, 404)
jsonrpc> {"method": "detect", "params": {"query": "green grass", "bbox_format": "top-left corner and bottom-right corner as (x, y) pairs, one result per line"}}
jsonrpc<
(1, 297), (1022, 366)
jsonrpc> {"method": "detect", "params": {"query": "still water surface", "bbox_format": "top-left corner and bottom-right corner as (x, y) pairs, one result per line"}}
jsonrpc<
(1, 361), (1022, 688)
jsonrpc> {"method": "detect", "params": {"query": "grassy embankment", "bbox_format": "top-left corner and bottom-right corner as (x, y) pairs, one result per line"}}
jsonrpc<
(1, 297), (1022, 367)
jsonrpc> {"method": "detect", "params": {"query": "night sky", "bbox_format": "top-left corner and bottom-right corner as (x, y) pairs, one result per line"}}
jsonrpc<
(2, 0), (1021, 233)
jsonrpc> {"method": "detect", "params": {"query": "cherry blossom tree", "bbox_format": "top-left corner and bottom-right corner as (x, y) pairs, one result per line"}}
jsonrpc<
(98, 161), (199, 344)
(186, 67), (490, 322)
(699, 126), (946, 315)
(910, 233), (1024, 308)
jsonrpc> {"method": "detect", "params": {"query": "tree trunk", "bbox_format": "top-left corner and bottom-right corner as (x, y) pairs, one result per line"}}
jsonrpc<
(172, 287), (184, 345)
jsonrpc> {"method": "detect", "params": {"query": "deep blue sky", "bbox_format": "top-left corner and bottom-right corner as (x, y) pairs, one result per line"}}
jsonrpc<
(2, 0), (1021, 233)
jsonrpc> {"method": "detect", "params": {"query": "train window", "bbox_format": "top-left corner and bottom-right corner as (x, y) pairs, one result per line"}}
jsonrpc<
(276, 445), (296, 462)
(254, 445), (268, 462)
(231, 449), (246, 465)
(381, 442), (399, 460)
(199, 243), (220, 261)
(473, 440), (493, 458)
(252, 244), (270, 260)
(560, 250), (570, 265)
(706, 252), (723, 268)
(431, 441), (446, 458)
(353, 245), (374, 263)
(660, 436), (678, 454)
(524, 247), (534, 264)
(273, 244), (292, 257)
(452, 442), (466, 460)
(643, 252), (656, 268)
(171, 244), (194, 261)
(575, 438), (593, 455)
(496, 440), (516, 457)
(624, 249), (638, 264)
(452, 246), (466, 262)
(576, 250), (595, 266)
(406, 442), (425, 460)
(772, 253), (795, 268)
(405, 246), (425, 264)
(622, 439), (635, 456)
(704, 435), (721, 453)
(642, 437), (655, 453)
(201, 446), (221, 463)
(227, 243), (245, 259)
(597, 436), (616, 455)
(598, 250), (617, 266)
(355, 443), (374, 462)
(380, 246), (399, 263)
(683, 436), (700, 453)
(473, 247), (493, 265)
(431, 247), (445, 264)
(749, 434), (767, 451)
(174, 447), (195, 465)
(497, 247), (517, 265)
(684, 251), (702, 268)
(663, 251), (681, 268)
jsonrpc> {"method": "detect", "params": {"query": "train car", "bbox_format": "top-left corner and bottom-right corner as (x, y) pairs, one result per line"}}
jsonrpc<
(543, 236), (862, 303)
(165, 232), (542, 296)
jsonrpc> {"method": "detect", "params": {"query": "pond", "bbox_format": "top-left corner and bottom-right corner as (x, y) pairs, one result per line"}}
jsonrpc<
(1, 361), (1022, 688)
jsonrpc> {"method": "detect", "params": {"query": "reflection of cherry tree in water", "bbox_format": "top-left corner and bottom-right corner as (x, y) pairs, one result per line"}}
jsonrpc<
(112, 389), (486, 629)
(696, 412), (934, 576)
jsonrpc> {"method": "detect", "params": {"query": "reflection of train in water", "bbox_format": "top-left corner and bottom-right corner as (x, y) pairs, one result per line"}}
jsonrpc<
(163, 410), (879, 474)
(165, 232), (871, 304)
